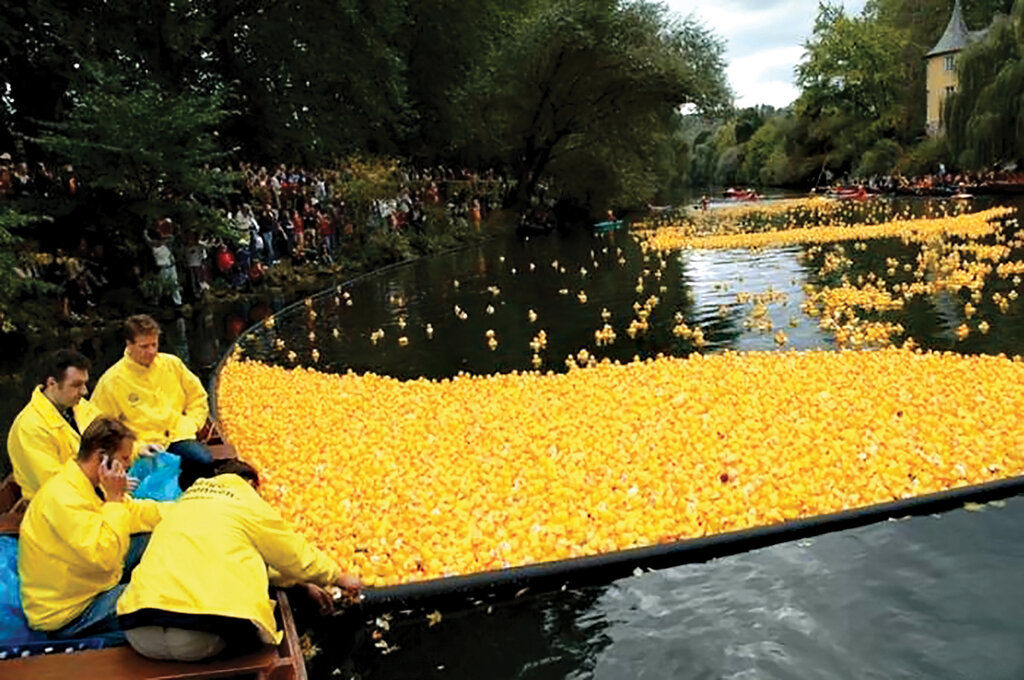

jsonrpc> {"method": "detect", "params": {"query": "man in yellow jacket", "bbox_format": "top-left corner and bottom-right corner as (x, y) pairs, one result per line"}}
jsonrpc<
(91, 314), (213, 486)
(7, 349), (102, 499)
(118, 459), (360, 661)
(19, 417), (164, 640)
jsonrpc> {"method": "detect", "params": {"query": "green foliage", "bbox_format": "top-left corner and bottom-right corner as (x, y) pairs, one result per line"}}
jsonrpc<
(364, 230), (416, 265)
(400, 0), (534, 159)
(0, 208), (55, 332)
(856, 139), (903, 176)
(215, 0), (411, 161)
(649, 118), (695, 203)
(944, 5), (1024, 168)
(137, 272), (175, 305)
(35, 65), (235, 248)
(797, 3), (908, 122)
(37, 67), (231, 201)
(463, 0), (729, 209)
(332, 157), (404, 234)
(693, 0), (1020, 186)
(898, 135), (950, 175)
(741, 118), (788, 185)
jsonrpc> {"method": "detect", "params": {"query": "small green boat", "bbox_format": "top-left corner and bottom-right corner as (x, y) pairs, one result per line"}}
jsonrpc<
(593, 219), (625, 233)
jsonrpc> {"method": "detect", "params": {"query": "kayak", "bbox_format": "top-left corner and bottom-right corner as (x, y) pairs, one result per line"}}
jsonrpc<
(830, 187), (870, 200)
(593, 219), (625, 232)
(723, 188), (760, 201)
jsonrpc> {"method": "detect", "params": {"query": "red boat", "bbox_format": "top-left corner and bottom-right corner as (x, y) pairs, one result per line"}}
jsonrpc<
(830, 186), (869, 200)
(723, 188), (760, 201)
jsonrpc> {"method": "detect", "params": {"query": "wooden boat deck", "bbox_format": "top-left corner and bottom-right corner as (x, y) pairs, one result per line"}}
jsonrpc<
(0, 590), (304, 680)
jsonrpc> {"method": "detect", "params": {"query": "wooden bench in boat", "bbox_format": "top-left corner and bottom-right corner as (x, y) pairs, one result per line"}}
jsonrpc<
(0, 589), (304, 680)
(0, 431), (306, 680)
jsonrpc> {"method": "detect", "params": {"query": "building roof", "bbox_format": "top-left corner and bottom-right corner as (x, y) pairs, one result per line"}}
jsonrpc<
(927, 0), (973, 57)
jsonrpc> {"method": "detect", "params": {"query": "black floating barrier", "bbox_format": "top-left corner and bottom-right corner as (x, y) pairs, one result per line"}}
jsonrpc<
(351, 474), (1024, 612)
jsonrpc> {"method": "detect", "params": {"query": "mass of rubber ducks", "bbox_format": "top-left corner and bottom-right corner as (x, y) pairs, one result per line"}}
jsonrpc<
(218, 348), (1024, 587)
(639, 207), (1014, 252)
(220, 197), (1024, 588)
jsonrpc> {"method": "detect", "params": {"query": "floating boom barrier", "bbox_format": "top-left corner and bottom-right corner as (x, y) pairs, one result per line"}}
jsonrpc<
(352, 474), (1024, 610)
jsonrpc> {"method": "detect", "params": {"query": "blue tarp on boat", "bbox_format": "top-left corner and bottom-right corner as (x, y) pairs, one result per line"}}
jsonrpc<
(0, 536), (115, 658)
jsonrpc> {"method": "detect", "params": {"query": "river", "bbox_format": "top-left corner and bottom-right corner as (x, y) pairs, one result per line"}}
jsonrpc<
(3, 194), (1023, 678)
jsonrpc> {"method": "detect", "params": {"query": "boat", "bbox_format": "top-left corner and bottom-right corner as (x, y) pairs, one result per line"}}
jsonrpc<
(723, 188), (760, 201)
(592, 219), (625, 233)
(0, 430), (307, 680)
(515, 207), (557, 236)
(829, 186), (871, 200)
(893, 184), (958, 197)
(980, 181), (1024, 195)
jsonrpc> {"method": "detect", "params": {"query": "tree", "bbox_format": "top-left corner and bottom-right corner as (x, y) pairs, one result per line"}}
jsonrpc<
(944, 0), (1024, 167)
(212, 0), (411, 162)
(0, 208), (55, 332)
(399, 0), (535, 161)
(35, 65), (234, 250)
(871, 0), (1015, 138)
(463, 0), (729, 209)
(796, 3), (907, 122)
(741, 117), (787, 185)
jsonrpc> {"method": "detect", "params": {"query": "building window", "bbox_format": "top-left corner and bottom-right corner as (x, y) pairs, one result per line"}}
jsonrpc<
(945, 86), (956, 97)
(944, 55), (956, 71)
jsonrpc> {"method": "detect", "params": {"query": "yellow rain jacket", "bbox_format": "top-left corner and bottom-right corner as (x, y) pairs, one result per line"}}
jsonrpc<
(117, 474), (342, 644)
(18, 459), (164, 630)
(91, 350), (209, 449)
(7, 386), (102, 499)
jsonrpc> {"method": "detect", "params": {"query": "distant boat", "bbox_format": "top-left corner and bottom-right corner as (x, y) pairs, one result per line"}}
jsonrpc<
(981, 181), (1024, 195)
(593, 219), (625, 233)
(723, 188), (760, 201)
(516, 220), (554, 235)
(829, 186), (873, 200)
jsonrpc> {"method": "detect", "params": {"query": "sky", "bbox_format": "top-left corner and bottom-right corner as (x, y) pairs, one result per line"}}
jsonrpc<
(665, 0), (869, 109)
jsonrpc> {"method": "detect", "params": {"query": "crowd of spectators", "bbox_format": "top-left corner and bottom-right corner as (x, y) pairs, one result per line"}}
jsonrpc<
(0, 152), (78, 200)
(1, 152), (514, 320)
(839, 165), (1024, 194)
(194, 163), (513, 299)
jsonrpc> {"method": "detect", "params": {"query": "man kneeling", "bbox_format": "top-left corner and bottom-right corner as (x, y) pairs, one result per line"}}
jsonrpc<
(117, 459), (360, 661)
(18, 417), (164, 640)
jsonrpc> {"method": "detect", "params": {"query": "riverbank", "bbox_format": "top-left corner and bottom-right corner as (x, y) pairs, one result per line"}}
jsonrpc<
(0, 210), (516, 348)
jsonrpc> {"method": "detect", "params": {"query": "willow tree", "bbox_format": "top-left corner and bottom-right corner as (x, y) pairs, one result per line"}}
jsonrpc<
(462, 0), (729, 210)
(944, 0), (1024, 168)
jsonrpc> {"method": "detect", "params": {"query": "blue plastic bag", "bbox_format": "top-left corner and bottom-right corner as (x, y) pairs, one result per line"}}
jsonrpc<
(0, 536), (46, 648)
(128, 451), (182, 501)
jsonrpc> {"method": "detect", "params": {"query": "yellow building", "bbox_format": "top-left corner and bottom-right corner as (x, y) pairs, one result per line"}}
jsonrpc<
(925, 0), (988, 135)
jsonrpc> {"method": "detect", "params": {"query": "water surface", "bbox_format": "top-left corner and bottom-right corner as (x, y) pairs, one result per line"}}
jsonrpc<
(3, 195), (1023, 678)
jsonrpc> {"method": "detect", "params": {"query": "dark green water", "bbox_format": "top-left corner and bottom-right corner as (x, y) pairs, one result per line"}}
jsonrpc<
(3, 195), (1024, 678)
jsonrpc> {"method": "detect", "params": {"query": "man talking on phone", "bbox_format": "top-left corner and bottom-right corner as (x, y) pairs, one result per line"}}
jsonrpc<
(18, 417), (165, 641)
